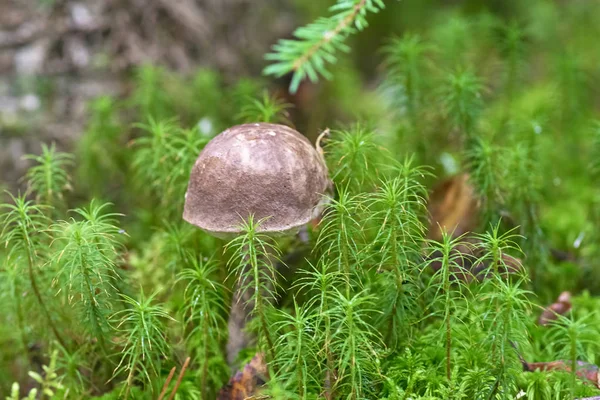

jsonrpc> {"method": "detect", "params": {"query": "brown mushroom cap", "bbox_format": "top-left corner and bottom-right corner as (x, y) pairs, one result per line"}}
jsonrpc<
(183, 123), (331, 238)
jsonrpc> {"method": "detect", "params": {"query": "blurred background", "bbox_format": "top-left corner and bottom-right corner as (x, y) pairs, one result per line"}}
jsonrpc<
(2, 0), (598, 191)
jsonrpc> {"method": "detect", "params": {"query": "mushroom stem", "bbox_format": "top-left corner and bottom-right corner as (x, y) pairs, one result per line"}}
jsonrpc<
(227, 260), (254, 366)
(227, 246), (278, 367)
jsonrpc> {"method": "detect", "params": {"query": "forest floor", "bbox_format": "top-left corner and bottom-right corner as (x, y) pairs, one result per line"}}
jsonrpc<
(0, 0), (293, 191)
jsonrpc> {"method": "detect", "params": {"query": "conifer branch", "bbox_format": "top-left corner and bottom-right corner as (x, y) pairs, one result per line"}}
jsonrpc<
(264, 0), (385, 93)
(292, 0), (366, 71)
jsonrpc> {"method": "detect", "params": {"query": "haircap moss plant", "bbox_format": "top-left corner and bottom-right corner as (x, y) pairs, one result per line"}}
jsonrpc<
(380, 34), (433, 163)
(110, 290), (174, 398)
(546, 313), (600, 398)
(325, 125), (384, 192)
(269, 298), (317, 399)
(49, 200), (124, 352)
(23, 143), (73, 214)
(366, 160), (430, 346)
(176, 253), (228, 399)
(235, 91), (293, 125)
(291, 259), (344, 396)
(439, 69), (485, 142)
(76, 96), (126, 199)
(0, 193), (67, 349)
(465, 135), (505, 228)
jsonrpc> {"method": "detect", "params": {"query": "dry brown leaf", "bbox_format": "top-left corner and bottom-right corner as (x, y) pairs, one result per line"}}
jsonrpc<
(538, 291), (572, 326)
(426, 174), (525, 282)
(427, 173), (479, 242)
(513, 341), (600, 389)
(524, 360), (600, 389)
(218, 353), (269, 400)
(472, 252), (524, 281)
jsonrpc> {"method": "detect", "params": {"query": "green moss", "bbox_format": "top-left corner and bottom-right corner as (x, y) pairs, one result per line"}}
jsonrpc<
(2, 1), (600, 397)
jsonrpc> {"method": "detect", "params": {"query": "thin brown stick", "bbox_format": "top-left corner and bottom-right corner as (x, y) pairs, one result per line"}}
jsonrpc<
(167, 357), (191, 400)
(158, 366), (176, 400)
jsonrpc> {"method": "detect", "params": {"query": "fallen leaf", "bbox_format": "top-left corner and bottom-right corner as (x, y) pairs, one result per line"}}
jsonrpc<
(512, 341), (599, 389)
(426, 174), (524, 282)
(427, 173), (479, 242)
(538, 291), (572, 326)
(218, 353), (268, 400)
(428, 237), (478, 283)
(523, 359), (600, 389)
(428, 238), (523, 283)
(472, 252), (524, 281)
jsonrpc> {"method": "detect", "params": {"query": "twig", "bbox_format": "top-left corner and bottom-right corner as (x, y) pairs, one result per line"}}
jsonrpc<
(157, 366), (176, 400)
(167, 357), (191, 400)
(509, 340), (529, 369)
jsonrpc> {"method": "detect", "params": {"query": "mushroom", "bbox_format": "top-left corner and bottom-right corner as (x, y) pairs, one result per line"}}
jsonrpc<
(183, 122), (331, 365)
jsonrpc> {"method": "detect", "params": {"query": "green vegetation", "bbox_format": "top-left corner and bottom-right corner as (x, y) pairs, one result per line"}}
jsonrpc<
(2, 0), (600, 398)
